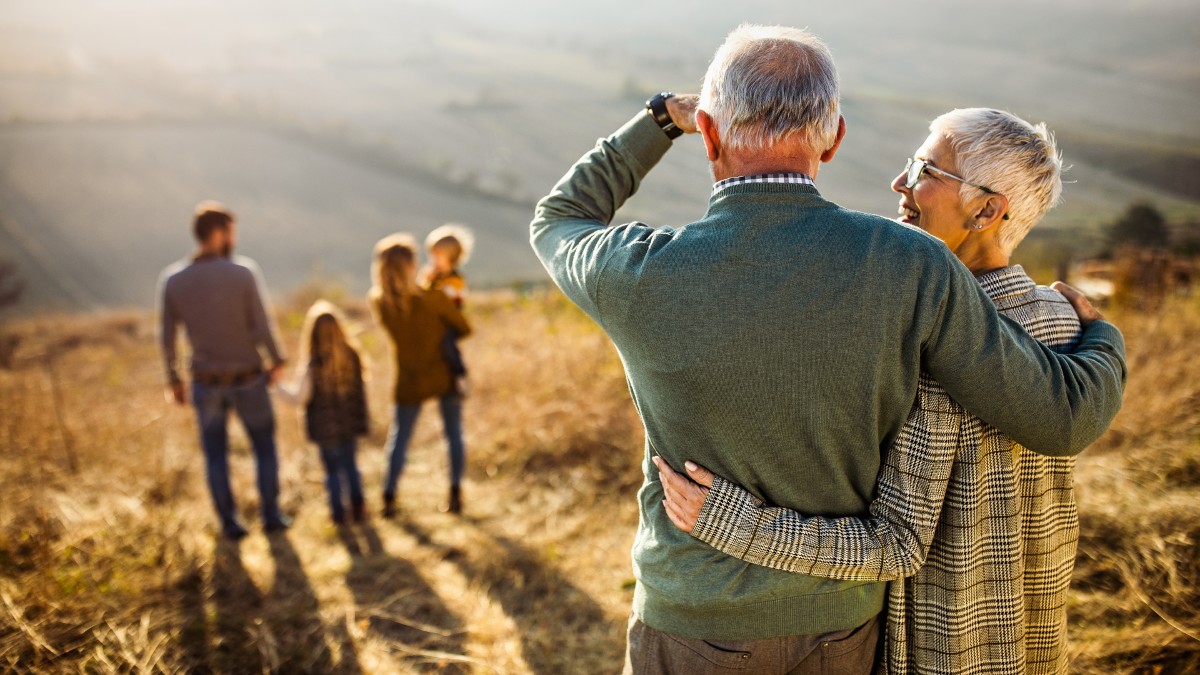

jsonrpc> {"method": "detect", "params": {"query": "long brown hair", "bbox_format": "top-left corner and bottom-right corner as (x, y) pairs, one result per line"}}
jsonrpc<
(299, 300), (363, 397)
(369, 233), (420, 315)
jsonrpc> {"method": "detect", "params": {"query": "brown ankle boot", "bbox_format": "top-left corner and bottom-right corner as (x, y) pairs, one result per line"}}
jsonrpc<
(448, 485), (462, 515)
(352, 500), (367, 523)
(382, 493), (396, 519)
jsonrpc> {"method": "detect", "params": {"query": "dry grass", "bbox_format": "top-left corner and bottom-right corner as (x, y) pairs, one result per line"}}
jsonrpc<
(0, 287), (1197, 673)
(1068, 290), (1200, 674)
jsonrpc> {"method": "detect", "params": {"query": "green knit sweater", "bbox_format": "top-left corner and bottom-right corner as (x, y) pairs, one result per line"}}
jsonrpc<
(530, 112), (1126, 640)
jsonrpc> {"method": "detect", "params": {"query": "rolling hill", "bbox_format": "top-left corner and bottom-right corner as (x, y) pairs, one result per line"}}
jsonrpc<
(1, 0), (1199, 312)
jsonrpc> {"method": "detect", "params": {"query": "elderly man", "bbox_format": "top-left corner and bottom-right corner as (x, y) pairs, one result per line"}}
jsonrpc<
(159, 202), (290, 540)
(530, 25), (1125, 674)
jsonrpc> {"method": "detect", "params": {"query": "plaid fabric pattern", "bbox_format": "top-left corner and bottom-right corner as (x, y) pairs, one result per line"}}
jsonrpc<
(711, 172), (815, 197)
(692, 266), (1083, 674)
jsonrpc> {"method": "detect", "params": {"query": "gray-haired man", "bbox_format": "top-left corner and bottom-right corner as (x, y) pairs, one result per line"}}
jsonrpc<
(159, 202), (289, 540)
(530, 25), (1125, 673)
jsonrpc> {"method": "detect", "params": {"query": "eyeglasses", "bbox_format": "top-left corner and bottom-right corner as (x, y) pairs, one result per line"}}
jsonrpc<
(904, 157), (999, 194)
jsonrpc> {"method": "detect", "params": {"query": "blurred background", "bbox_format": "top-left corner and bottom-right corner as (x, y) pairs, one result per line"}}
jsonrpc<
(1, 0), (1198, 312)
(1, 2), (1198, 673)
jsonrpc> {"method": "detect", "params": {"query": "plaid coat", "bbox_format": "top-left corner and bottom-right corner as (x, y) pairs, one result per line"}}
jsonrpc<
(692, 266), (1084, 674)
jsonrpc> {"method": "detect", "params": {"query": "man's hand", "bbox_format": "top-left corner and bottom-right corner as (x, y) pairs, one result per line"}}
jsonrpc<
(1051, 281), (1105, 326)
(654, 456), (716, 533)
(167, 381), (186, 406)
(665, 94), (700, 134)
(268, 362), (285, 386)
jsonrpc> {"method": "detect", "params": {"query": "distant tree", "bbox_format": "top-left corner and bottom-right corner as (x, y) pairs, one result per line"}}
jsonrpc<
(1174, 220), (1200, 258)
(1108, 201), (1170, 251)
(0, 259), (22, 310)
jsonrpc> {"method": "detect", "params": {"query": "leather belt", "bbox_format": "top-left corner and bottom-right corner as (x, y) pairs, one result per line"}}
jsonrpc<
(192, 367), (264, 387)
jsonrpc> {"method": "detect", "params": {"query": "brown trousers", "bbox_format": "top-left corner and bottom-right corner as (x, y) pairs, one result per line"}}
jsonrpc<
(623, 614), (880, 675)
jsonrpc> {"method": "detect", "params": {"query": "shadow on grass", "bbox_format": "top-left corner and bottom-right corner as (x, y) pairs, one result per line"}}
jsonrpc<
(203, 538), (267, 672)
(340, 521), (468, 673)
(401, 518), (622, 674)
(267, 531), (362, 674)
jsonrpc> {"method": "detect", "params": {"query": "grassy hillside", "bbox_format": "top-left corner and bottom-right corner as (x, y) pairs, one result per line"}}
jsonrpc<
(1, 287), (1197, 673)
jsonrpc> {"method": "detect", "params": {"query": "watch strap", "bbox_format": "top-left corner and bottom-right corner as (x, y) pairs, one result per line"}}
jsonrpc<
(646, 92), (683, 140)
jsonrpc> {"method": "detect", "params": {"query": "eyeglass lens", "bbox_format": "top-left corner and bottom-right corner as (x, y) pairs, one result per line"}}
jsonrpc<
(905, 158), (924, 189)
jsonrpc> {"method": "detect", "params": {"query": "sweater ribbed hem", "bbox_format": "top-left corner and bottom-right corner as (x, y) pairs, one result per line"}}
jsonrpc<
(633, 579), (885, 641)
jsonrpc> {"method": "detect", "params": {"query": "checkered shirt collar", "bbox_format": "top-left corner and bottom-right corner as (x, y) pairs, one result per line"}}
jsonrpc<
(712, 172), (816, 197)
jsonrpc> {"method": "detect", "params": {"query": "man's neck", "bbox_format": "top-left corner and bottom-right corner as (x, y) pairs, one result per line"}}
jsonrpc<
(712, 147), (822, 183)
(193, 246), (228, 261)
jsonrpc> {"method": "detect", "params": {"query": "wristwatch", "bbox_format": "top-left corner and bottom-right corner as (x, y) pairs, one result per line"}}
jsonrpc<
(646, 92), (683, 140)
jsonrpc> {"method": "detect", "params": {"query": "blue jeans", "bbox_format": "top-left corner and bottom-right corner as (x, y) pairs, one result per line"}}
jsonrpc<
(191, 375), (284, 533)
(319, 440), (363, 520)
(442, 328), (467, 377)
(383, 395), (465, 496)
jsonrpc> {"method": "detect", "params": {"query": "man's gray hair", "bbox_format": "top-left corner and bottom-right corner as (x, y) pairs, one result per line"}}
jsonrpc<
(931, 108), (1064, 255)
(699, 24), (841, 154)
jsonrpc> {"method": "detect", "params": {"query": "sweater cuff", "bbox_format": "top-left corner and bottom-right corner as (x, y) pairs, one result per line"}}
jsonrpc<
(1080, 320), (1126, 357)
(611, 111), (675, 177)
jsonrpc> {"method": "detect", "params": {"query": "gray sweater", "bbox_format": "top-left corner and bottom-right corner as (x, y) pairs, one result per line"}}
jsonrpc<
(159, 254), (284, 384)
(530, 112), (1126, 640)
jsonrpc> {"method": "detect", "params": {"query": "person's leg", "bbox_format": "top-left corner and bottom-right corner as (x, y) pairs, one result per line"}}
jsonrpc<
(318, 445), (345, 523)
(343, 438), (365, 520)
(382, 404), (421, 515)
(441, 328), (467, 377)
(438, 394), (466, 487)
(192, 381), (243, 537)
(438, 394), (466, 513)
(232, 376), (286, 529)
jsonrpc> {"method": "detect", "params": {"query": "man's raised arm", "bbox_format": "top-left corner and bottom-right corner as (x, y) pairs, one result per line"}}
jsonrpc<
(529, 97), (696, 318)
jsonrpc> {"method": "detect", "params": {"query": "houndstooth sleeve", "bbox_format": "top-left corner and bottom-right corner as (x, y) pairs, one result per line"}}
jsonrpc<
(690, 374), (964, 581)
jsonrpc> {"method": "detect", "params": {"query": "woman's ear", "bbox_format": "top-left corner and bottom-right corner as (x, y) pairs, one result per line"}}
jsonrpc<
(697, 110), (721, 162)
(971, 193), (1009, 231)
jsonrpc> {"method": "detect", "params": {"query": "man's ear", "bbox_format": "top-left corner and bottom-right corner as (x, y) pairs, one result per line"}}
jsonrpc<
(819, 115), (847, 163)
(697, 110), (721, 162)
(971, 193), (1010, 231)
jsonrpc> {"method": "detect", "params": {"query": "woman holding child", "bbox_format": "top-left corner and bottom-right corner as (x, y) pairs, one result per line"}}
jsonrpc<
(369, 232), (472, 517)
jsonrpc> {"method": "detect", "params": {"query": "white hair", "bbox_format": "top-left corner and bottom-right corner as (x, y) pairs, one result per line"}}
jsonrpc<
(930, 108), (1064, 255)
(698, 24), (841, 154)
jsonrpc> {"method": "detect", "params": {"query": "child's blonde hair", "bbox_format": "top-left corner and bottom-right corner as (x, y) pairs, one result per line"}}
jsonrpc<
(299, 300), (364, 397)
(425, 223), (475, 267)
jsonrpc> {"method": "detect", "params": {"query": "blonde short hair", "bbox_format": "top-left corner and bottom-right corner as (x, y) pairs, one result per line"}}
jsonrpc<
(425, 223), (475, 266)
(930, 108), (1063, 255)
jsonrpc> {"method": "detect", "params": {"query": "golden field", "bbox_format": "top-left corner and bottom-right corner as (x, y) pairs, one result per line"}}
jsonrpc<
(0, 287), (1197, 674)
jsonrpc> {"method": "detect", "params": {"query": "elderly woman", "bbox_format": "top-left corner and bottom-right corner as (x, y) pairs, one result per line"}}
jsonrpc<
(370, 234), (472, 516)
(659, 109), (1083, 674)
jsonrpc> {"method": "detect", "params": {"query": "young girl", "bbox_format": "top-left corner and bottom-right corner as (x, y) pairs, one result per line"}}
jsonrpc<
(283, 300), (370, 525)
(421, 224), (474, 395)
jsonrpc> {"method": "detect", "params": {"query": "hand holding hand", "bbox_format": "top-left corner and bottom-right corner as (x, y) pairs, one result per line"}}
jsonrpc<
(1051, 281), (1105, 326)
(654, 456), (715, 533)
(268, 363), (285, 386)
(665, 94), (700, 135)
